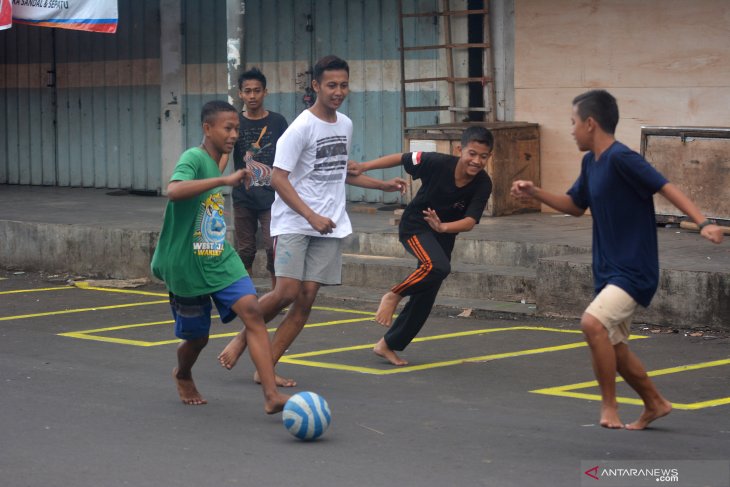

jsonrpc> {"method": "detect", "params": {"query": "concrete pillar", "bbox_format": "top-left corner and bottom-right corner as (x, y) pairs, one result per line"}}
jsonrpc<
(159, 0), (185, 195)
(226, 0), (246, 108)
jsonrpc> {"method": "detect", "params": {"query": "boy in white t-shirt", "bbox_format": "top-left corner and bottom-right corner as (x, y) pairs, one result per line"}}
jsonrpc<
(218, 55), (406, 386)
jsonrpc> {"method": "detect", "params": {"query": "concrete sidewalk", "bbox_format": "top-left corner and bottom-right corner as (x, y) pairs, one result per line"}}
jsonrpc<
(1, 184), (728, 329)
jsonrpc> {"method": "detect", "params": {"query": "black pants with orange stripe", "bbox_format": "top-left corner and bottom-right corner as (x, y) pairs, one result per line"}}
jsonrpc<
(385, 231), (454, 351)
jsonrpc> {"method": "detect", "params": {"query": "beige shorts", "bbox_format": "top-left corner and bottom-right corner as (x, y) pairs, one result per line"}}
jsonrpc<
(585, 284), (638, 345)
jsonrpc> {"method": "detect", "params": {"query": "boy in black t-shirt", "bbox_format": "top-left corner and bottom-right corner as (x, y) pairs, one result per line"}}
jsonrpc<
(350, 126), (493, 365)
(231, 67), (288, 289)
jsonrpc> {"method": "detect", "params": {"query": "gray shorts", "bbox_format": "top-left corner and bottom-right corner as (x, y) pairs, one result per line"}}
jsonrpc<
(273, 233), (343, 285)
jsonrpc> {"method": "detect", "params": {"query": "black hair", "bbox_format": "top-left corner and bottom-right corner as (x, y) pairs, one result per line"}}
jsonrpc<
(572, 90), (619, 134)
(200, 100), (237, 125)
(238, 67), (267, 90)
(313, 55), (349, 83)
(460, 126), (494, 150)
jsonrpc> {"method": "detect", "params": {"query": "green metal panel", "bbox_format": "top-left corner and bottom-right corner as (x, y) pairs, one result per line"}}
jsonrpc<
(54, 0), (162, 191)
(0, 24), (55, 186)
(1, 0), (162, 192)
(241, 0), (440, 203)
(181, 0), (229, 149)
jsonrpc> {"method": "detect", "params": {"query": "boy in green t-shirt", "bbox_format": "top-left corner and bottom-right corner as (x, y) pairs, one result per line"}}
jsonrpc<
(151, 100), (289, 414)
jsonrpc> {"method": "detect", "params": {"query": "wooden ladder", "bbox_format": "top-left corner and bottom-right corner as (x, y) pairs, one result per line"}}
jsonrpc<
(398, 0), (497, 128)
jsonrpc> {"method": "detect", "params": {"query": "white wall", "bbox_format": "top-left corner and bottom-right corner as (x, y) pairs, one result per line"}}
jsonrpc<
(514, 0), (730, 202)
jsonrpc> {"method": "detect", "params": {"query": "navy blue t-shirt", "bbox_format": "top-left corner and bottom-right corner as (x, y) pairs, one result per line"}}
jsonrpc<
(567, 141), (668, 307)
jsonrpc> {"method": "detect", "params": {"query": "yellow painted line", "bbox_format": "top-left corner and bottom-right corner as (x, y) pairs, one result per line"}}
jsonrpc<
(283, 326), (644, 359)
(279, 326), (647, 375)
(3, 281), (375, 324)
(0, 286), (74, 295)
(281, 340), (592, 375)
(58, 332), (173, 347)
(58, 314), (374, 346)
(0, 300), (169, 321)
(308, 305), (375, 316)
(531, 358), (730, 410)
(73, 282), (167, 297)
(59, 318), (175, 335)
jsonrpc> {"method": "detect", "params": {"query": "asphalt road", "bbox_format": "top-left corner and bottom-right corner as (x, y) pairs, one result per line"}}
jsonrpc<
(1, 270), (728, 487)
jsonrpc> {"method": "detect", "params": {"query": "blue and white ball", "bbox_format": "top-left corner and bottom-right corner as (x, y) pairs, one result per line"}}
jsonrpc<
(283, 391), (331, 441)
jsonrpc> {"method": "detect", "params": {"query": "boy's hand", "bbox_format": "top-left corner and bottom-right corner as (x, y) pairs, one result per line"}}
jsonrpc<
(241, 168), (252, 190)
(423, 208), (444, 233)
(382, 177), (408, 194)
(701, 224), (724, 244)
(306, 213), (337, 235)
(223, 169), (248, 188)
(347, 160), (363, 176)
(510, 180), (535, 199)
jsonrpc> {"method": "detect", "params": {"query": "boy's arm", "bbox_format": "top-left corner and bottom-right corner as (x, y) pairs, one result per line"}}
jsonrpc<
(422, 208), (477, 233)
(345, 173), (407, 193)
(511, 180), (585, 217)
(167, 169), (248, 201)
(658, 183), (724, 243)
(348, 153), (403, 176)
(218, 152), (229, 173)
(270, 167), (336, 235)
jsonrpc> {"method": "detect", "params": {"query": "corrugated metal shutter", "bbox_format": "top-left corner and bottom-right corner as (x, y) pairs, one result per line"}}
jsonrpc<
(0, 0), (162, 192)
(0, 24), (55, 185)
(242, 0), (441, 204)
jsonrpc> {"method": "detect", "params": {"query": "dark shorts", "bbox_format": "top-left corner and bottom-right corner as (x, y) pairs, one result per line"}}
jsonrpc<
(168, 277), (257, 340)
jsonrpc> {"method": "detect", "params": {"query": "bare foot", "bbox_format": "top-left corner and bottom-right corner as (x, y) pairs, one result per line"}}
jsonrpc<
(375, 292), (402, 327)
(625, 400), (672, 430)
(373, 338), (408, 366)
(264, 392), (291, 415)
(217, 334), (246, 370)
(254, 371), (297, 387)
(173, 367), (207, 405)
(599, 405), (623, 429)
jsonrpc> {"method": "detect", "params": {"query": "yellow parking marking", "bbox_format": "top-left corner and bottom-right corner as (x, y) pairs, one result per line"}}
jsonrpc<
(58, 314), (375, 346)
(1, 280), (377, 323)
(531, 358), (730, 410)
(0, 283), (166, 321)
(0, 286), (74, 295)
(278, 327), (648, 375)
(0, 300), (168, 321)
(72, 282), (167, 297)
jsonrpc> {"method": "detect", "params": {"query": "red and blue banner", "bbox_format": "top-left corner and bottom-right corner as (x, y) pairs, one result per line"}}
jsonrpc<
(0, 0), (12, 31)
(11, 0), (118, 33)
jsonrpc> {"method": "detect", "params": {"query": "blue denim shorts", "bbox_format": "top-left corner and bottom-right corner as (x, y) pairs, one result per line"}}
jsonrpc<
(169, 277), (257, 340)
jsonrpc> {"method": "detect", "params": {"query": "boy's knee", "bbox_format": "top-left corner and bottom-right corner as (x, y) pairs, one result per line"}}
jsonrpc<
(431, 263), (451, 281)
(580, 314), (606, 338)
(186, 336), (209, 350)
(273, 285), (299, 306)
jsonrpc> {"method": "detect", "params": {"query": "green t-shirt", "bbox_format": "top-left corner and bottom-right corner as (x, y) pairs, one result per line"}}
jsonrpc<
(151, 147), (247, 297)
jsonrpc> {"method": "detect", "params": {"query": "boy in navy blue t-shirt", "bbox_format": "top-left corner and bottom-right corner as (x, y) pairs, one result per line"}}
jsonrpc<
(511, 90), (724, 430)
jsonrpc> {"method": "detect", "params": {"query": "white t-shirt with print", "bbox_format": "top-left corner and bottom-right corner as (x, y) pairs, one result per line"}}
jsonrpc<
(270, 109), (353, 238)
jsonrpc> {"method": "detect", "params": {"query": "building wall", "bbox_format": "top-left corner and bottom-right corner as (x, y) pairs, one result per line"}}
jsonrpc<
(240, 0), (445, 203)
(514, 0), (730, 203)
(0, 0), (161, 191)
(181, 0), (229, 150)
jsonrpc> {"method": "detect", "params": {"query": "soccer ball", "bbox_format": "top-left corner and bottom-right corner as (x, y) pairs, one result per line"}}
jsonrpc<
(282, 391), (331, 441)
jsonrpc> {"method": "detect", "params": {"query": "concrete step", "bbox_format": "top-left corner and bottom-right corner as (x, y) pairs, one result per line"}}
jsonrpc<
(342, 230), (590, 268)
(251, 279), (537, 320)
(254, 253), (536, 302)
(341, 254), (536, 302)
(536, 253), (730, 330)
